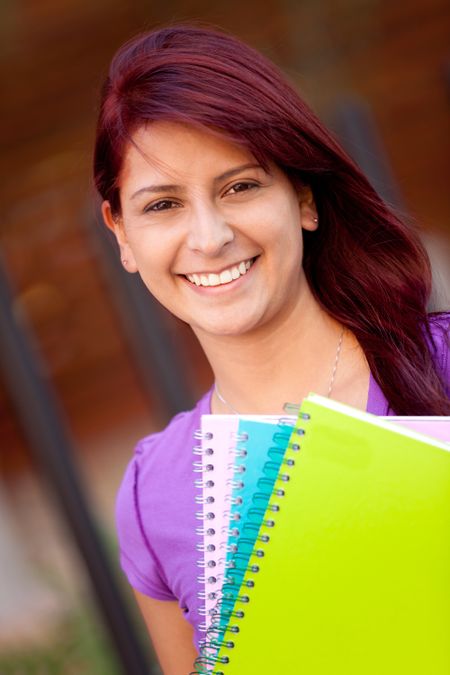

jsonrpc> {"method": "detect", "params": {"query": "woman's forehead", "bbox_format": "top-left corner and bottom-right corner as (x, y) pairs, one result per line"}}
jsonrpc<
(120, 121), (262, 188)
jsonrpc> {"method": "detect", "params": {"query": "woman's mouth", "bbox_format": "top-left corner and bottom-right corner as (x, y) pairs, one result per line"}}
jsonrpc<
(184, 257), (257, 288)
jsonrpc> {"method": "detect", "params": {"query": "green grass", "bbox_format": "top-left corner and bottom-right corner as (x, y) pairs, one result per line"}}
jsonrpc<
(0, 607), (121, 675)
(0, 519), (161, 674)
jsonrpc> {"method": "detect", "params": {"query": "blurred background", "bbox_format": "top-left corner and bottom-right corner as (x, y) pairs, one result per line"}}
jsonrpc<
(0, 0), (449, 673)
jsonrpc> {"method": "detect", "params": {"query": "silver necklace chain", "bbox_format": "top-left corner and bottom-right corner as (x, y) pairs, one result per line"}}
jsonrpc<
(214, 327), (345, 415)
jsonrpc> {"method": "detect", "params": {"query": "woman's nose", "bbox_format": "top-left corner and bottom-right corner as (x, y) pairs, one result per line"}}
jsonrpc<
(185, 204), (234, 256)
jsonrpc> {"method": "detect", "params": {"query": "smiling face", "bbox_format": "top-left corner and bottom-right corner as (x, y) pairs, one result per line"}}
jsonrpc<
(102, 121), (318, 340)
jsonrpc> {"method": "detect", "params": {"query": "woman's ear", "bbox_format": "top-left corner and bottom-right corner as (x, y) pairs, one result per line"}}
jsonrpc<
(297, 186), (319, 232)
(101, 201), (138, 272)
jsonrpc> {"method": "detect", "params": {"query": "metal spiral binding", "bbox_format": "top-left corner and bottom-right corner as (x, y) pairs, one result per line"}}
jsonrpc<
(194, 422), (250, 645)
(194, 427), (218, 636)
(193, 418), (307, 674)
(195, 430), (213, 441)
(191, 421), (253, 673)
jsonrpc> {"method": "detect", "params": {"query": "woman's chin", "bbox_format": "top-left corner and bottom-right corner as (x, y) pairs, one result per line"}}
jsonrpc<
(191, 313), (266, 340)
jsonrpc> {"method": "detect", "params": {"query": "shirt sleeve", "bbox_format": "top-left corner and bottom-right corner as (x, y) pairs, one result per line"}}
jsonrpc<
(115, 446), (176, 601)
(429, 312), (450, 396)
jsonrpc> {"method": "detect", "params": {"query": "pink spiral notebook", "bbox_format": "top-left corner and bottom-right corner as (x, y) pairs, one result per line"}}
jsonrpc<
(382, 416), (450, 443)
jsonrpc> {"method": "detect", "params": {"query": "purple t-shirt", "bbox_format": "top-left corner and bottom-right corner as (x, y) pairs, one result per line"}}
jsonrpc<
(115, 317), (449, 650)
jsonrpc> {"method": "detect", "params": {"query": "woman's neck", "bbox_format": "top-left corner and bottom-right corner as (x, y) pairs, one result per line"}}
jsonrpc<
(193, 289), (347, 414)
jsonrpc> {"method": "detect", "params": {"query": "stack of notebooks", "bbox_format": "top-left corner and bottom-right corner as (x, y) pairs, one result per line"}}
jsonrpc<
(192, 394), (450, 674)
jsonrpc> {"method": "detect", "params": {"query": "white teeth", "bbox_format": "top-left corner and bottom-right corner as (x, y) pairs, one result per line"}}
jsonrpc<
(219, 269), (233, 284)
(209, 273), (220, 286)
(186, 258), (254, 287)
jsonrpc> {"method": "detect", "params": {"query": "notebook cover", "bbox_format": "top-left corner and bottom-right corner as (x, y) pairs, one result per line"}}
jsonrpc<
(213, 395), (450, 674)
(198, 414), (287, 639)
(384, 417), (450, 443)
(214, 417), (292, 636)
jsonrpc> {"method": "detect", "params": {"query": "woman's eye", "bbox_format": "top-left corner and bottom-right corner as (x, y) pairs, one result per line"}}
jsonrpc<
(226, 181), (259, 195)
(144, 199), (180, 213)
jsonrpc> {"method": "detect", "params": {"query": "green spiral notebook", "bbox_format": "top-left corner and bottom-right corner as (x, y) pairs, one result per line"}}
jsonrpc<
(211, 394), (450, 675)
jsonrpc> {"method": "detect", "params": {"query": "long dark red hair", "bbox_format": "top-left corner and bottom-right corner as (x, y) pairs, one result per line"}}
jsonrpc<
(94, 24), (449, 414)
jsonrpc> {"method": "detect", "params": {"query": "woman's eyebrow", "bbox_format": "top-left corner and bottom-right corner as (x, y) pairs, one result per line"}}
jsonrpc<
(131, 184), (180, 200)
(214, 162), (263, 183)
(130, 163), (264, 200)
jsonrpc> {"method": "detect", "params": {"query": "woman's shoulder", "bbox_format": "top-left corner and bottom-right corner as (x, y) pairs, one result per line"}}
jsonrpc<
(133, 387), (212, 462)
(426, 311), (450, 393)
(427, 311), (450, 358)
(428, 310), (450, 335)
(118, 388), (213, 497)
(114, 388), (213, 600)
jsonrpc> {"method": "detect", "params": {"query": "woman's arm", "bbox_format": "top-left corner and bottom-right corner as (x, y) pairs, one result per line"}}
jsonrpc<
(133, 589), (198, 675)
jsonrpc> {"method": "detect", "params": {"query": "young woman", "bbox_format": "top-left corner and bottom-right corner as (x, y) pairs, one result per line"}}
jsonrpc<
(93, 25), (450, 674)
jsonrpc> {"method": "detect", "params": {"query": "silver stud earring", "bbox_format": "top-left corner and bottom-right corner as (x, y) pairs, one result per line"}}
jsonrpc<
(313, 216), (318, 223)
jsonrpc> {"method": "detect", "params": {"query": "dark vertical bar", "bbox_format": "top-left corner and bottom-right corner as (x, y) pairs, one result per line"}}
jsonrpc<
(88, 212), (195, 418)
(0, 254), (152, 675)
(329, 95), (446, 310)
(330, 95), (404, 209)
